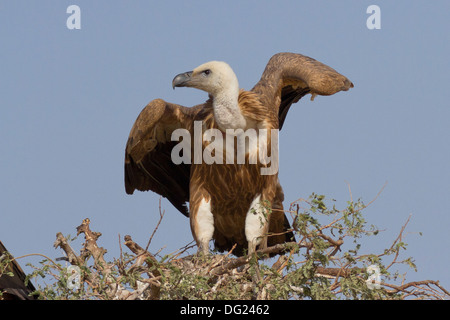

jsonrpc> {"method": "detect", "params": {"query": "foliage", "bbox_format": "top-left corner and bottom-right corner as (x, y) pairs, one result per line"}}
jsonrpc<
(15, 192), (450, 300)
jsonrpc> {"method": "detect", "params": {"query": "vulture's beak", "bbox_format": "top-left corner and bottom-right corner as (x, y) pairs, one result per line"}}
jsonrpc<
(172, 71), (193, 89)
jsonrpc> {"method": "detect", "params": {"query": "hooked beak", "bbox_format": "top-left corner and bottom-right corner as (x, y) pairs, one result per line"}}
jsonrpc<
(172, 71), (193, 89)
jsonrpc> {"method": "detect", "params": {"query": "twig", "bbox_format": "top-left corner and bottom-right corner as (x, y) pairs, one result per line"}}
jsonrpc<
(11, 253), (62, 271)
(145, 196), (165, 252)
(124, 235), (158, 272)
(362, 181), (388, 210)
(209, 242), (297, 276)
(385, 214), (412, 271)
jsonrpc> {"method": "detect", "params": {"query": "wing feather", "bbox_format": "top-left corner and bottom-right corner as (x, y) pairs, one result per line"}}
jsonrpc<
(252, 52), (354, 129)
(0, 241), (36, 300)
(124, 99), (202, 216)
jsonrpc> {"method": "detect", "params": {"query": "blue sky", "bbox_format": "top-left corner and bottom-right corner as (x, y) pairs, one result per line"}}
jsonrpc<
(1, 1), (449, 293)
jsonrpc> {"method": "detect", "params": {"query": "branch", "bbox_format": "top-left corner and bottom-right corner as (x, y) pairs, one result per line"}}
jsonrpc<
(76, 218), (108, 269)
(144, 197), (165, 252)
(210, 242), (297, 276)
(123, 235), (161, 300)
(382, 279), (450, 299)
(54, 233), (83, 266)
(124, 235), (159, 274)
(315, 266), (363, 278)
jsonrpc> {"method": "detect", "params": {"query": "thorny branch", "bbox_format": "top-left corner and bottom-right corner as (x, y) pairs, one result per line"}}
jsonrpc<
(44, 211), (450, 300)
(23, 187), (448, 300)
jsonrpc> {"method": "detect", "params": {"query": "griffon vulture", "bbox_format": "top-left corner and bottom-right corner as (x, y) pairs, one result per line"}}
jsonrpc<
(124, 52), (353, 257)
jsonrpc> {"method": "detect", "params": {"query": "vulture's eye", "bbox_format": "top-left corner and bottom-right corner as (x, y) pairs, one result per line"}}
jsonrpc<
(203, 69), (211, 75)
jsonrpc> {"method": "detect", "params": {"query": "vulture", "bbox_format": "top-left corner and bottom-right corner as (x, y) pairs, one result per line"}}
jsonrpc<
(0, 241), (36, 300)
(124, 52), (353, 257)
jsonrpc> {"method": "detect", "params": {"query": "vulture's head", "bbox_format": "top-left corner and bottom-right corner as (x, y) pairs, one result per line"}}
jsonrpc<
(172, 61), (239, 97)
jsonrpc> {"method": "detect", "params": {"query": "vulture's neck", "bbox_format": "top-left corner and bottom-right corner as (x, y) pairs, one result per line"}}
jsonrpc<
(212, 84), (246, 132)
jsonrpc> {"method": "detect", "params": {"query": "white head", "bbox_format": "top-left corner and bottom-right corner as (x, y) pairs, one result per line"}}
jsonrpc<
(172, 61), (239, 97)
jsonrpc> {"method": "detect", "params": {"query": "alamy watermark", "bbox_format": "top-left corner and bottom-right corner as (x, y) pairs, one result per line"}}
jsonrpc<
(66, 265), (81, 291)
(65, 5), (381, 31)
(367, 5), (381, 30)
(171, 121), (279, 176)
(366, 264), (381, 290)
(66, 5), (81, 30)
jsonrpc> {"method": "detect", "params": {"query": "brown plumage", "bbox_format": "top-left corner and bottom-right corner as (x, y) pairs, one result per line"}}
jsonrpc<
(124, 52), (353, 257)
(0, 241), (36, 300)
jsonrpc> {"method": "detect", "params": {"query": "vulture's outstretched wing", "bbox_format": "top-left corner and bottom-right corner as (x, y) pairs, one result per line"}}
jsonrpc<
(251, 52), (354, 129)
(0, 241), (36, 300)
(124, 99), (203, 216)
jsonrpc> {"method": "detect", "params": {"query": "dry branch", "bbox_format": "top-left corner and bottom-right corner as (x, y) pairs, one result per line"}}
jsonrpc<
(46, 213), (450, 300)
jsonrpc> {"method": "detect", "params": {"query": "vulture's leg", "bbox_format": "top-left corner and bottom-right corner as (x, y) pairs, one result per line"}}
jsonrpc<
(190, 195), (214, 256)
(245, 194), (270, 257)
(245, 194), (271, 283)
